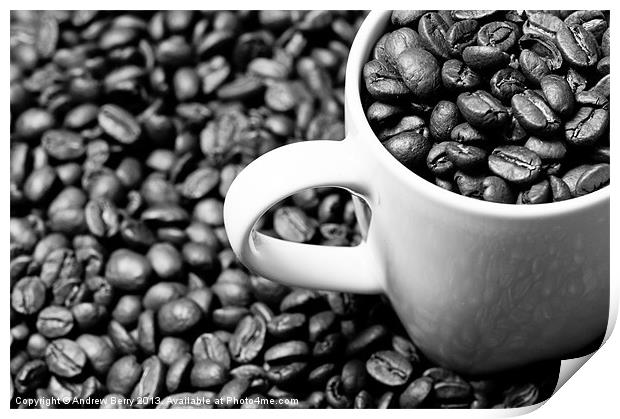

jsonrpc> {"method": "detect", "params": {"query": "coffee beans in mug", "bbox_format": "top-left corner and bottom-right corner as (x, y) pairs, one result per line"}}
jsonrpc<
(363, 10), (610, 203)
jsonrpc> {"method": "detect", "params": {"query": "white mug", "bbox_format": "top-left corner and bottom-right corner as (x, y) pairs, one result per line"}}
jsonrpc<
(223, 11), (610, 374)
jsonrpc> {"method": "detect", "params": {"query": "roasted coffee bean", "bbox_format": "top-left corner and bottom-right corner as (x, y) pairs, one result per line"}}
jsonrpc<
(105, 249), (152, 291)
(517, 179), (551, 204)
(98, 104), (141, 144)
(556, 24), (599, 68)
(325, 375), (352, 408)
(354, 390), (375, 408)
(451, 123), (488, 145)
(564, 106), (609, 147)
(190, 359), (229, 389)
(489, 68), (527, 102)
(511, 90), (561, 136)
(462, 46), (510, 71)
(549, 175), (572, 201)
(76, 334), (115, 375)
(107, 355), (143, 396)
(446, 19), (478, 56)
(383, 132), (432, 171)
(157, 298), (202, 335)
(457, 90), (508, 129)
(130, 356), (166, 408)
(426, 142), (455, 177)
(85, 198), (120, 238)
(418, 13), (451, 60)
(45, 338), (87, 378)
(193, 333), (231, 369)
(488, 146), (542, 185)
(539, 75), (575, 117)
(573, 164), (610, 196)
(267, 313), (307, 340)
(14, 360), (49, 394)
(399, 376), (433, 408)
(273, 206), (317, 243)
(229, 315), (266, 363)
(430, 101), (460, 141)
(518, 34), (563, 71)
(434, 379), (473, 404)
(11, 276), (47, 315)
(395, 48), (441, 100)
(366, 350), (413, 386)
(363, 59), (410, 101)
(523, 13), (564, 39)
(519, 49), (551, 85)
(384, 28), (422, 67)
(446, 142), (487, 170)
(482, 176), (514, 204)
(478, 21), (518, 51)
(378, 115), (428, 141)
(441, 59), (481, 91)
(524, 137), (567, 163)
(36, 306), (74, 338)
(454, 171), (485, 199)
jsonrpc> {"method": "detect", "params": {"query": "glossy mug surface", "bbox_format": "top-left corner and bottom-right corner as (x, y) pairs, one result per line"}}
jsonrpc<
(224, 11), (610, 374)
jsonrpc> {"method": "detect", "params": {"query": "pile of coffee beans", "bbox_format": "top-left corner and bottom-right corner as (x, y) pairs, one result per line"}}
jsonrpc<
(362, 10), (610, 204)
(11, 10), (559, 409)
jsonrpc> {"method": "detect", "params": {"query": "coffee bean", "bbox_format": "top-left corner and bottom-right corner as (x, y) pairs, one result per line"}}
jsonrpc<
(441, 59), (481, 91)
(540, 74), (575, 117)
(45, 338), (87, 378)
(488, 146), (542, 185)
(489, 68), (527, 102)
(574, 164), (610, 196)
(430, 101), (460, 141)
(477, 21), (518, 51)
(363, 59), (410, 101)
(383, 132), (432, 171)
(366, 350), (413, 386)
(107, 355), (143, 395)
(229, 315), (266, 364)
(106, 249), (152, 291)
(511, 90), (561, 136)
(395, 48), (441, 100)
(193, 333), (231, 369)
(446, 142), (487, 170)
(462, 46), (510, 71)
(271, 206), (317, 243)
(191, 359), (229, 389)
(384, 28), (423, 67)
(76, 334), (115, 375)
(399, 376), (433, 408)
(556, 24), (599, 68)
(564, 106), (609, 147)
(130, 356), (166, 408)
(325, 375), (352, 408)
(98, 104), (141, 144)
(11, 276), (47, 315)
(446, 19), (478, 55)
(418, 13), (451, 60)
(36, 306), (74, 338)
(517, 179), (551, 204)
(157, 298), (202, 335)
(482, 176), (514, 204)
(457, 90), (508, 129)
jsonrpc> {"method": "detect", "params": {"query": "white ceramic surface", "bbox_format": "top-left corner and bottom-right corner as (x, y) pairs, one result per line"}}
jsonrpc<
(224, 11), (610, 374)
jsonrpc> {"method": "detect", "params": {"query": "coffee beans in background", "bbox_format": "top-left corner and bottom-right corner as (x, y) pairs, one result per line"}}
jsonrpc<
(10, 10), (559, 409)
(363, 9), (611, 204)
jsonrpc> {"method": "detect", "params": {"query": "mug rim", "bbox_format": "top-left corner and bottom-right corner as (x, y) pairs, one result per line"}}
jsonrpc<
(345, 10), (610, 219)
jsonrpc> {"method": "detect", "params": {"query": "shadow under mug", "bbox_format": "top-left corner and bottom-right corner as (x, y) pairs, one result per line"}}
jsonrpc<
(223, 11), (610, 374)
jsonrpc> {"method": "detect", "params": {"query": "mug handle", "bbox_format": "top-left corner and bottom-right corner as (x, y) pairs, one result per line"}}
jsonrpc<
(224, 138), (383, 294)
